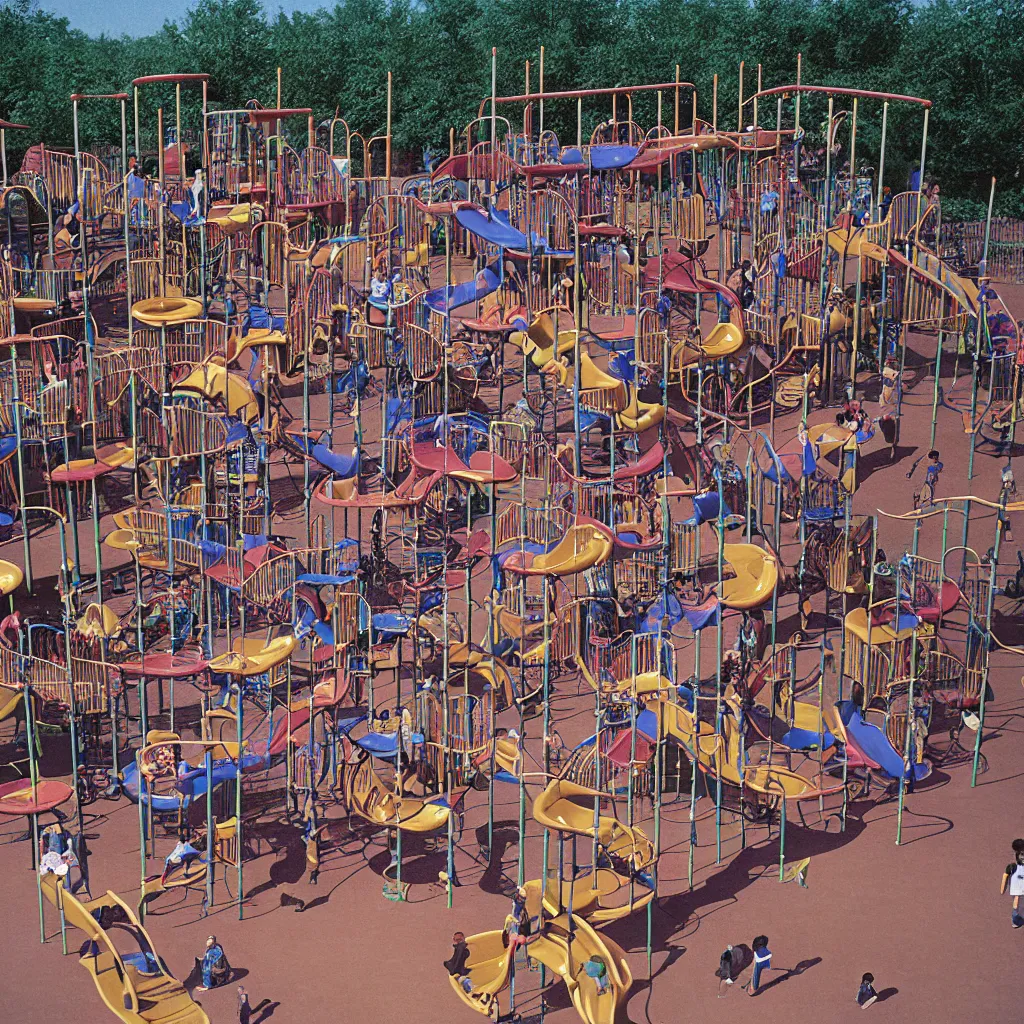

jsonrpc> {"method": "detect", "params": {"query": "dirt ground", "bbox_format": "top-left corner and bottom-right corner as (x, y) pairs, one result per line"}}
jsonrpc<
(1, 274), (1022, 1024)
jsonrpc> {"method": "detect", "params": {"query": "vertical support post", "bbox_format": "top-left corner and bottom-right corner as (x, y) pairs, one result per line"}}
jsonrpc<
(737, 61), (744, 132)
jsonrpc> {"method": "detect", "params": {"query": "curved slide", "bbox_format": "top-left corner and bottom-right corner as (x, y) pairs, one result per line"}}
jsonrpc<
(838, 701), (930, 781)
(501, 517), (614, 577)
(449, 912), (633, 1024)
(643, 698), (839, 802)
(39, 873), (209, 1023)
(533, 778), (654, 871)
(121, 737), (263, 814)
(719, 543), (778, 610)
(652, 250), (745, 331)
(207, 635), (296, 677)
(345, 754), (457, 833)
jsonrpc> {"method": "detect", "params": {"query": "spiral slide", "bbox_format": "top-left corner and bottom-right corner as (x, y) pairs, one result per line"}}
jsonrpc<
(448, 777), (651, 1023)
(533, 778), (654, 871)
(641, 698), (838, 802)
(449, 913), (634, 1024)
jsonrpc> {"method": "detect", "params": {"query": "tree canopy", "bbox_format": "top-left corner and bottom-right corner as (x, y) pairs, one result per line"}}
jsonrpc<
(1, 0), (1020, 215)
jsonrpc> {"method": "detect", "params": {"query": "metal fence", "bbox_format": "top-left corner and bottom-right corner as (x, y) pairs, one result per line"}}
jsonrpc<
(946, 218), (1024, 284)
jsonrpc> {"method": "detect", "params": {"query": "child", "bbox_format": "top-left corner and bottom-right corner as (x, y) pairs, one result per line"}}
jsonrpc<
(923, 450), (943, 502)
(444, 931), (470, 976)
(367, 267), (394, 320)
(857, 972), (878, 1008)
(502, 901), (530, 952)
(196, 935), (230, 991)
(747, 935), (771, 994)
(909, 449), (943, 508)
(583, 955), (609, 994)
(1000, 839), (1024, 928)
(237, 986), (251, 1024)
(444, 931), (474, 992)
(719, 945), (734, 989)
(998, 464), (1016, 542)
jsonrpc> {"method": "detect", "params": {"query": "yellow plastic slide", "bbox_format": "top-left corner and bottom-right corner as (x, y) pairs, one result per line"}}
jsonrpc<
(616, 390), (665, 432)
(39, 873), (209, 1024)
(523, 866), (654, 925)
(227, 327), (287, 364)
(700, 321), (744, 358)
(493, 735), (521, 777)
(137, 857), (208, 912)
(504, 517), (613, 576)
(510, 310), (577, 367)
(450, 913), (633, 1024)
(806, 420), (856, 459)
(75, 602), (121, 638)
(533, 778), (654, 870)
(175, 359), (261, 424)
(0, 681), (23, 722)
(671, 321), (744, 370)
(720, 704), (834, 800)
(447, 930), (514, 1018)
(718, 543), (778, 609)
(345, 756), (453, 833)
(207, 635), (297, 677)
(643, 697), (716, 752)
(910, 250), (980, 315)
(0, 558), (24, 596)
(844, 605), (915, 644)
(545, 351), (626, 397)
(447, 643), (516, 708)
(207, 202), (251, 237)
(530, 914), (633, 1024)
(404, 240), (429, 267)
(825, 227), (888, 263)
(651, 698), (824, 801)
(576, 658), (674, 698)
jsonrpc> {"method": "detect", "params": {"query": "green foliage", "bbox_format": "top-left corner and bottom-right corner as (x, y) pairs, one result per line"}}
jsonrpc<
(0, 0), (1018, 212)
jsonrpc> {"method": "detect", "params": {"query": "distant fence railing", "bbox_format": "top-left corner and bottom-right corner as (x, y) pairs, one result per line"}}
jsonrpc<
(946, 219), (1024, 284)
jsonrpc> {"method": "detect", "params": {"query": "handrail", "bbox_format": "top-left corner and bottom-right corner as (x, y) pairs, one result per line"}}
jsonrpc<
(745, 83), (931, 109)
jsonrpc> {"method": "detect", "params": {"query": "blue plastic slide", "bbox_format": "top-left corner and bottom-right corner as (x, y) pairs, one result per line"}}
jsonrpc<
(424, 262), (502, 315)
(455, 205), (528, 249)
(839, 701), (929, 781)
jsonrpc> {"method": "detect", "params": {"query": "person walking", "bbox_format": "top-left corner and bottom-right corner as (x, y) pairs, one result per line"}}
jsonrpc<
(237, 986), (251, 1024)
(1001, 839), (1024, 928)
(747, 935), (771, 995)
(856, 973), (878, 1008)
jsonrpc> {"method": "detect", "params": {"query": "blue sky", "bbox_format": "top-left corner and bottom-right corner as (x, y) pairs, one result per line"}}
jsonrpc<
(39, 0), (324, 36)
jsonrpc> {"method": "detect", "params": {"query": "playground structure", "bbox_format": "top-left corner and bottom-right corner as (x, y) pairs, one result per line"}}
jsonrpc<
(0, 53), (1022, 1024)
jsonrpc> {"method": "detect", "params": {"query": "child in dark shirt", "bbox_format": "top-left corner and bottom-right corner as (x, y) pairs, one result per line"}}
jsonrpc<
(856, 972), (878, 1007)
